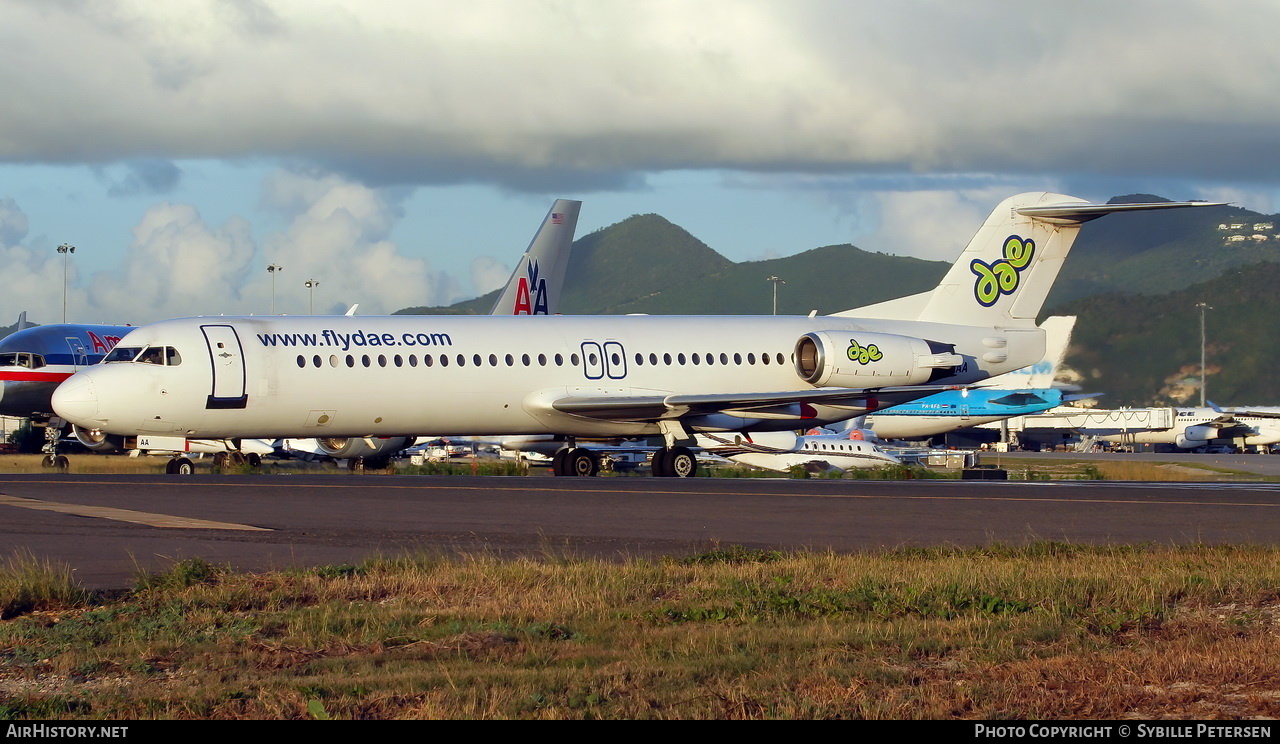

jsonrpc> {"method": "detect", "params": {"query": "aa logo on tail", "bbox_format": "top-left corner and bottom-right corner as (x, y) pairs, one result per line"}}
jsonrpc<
(513, 259), (550, 315)
(971, 235), (1035, 307)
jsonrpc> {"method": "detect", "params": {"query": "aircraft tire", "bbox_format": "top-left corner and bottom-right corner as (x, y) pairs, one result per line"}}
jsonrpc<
(568, 448), (599, 477)
(651, 448), (672, 477)
(40, 454), (56, 468)
(213, 453), (229, 470)
(247, 453), (262, 468)
(669, 447), (697, 478)
(349, 456), (365, 473)
(53, 455), (69, 471)
(551, 448), (570, 476)
(171, 457), (195, 476)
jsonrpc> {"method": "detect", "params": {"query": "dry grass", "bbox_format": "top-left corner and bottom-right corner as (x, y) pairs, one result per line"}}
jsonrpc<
(3, 544), (1280, 719)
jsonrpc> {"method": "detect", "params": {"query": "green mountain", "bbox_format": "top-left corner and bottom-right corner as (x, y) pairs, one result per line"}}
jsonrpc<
(1050, 262), (1280, 407)
(397, 213), (947, 316)
(1047, 196), (1280, 305)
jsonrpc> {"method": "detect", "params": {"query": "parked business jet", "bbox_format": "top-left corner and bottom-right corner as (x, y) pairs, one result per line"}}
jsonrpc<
(694, 430), (901, 473)
(52, 192), (1221, 476)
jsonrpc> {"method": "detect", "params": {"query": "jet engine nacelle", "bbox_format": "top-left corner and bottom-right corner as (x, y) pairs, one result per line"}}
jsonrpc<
(72, 424), (126, 453)
(1175, 424), (1216, 449)
(794, 331), (963, 388)
(316, 437), (412, 460)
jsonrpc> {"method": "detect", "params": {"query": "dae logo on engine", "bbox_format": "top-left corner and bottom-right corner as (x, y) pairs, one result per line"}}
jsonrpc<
(847, 339), (883, 365)
(971, 235), (1035, 307)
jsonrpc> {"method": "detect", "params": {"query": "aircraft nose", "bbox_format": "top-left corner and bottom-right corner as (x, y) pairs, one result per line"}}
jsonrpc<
(52, 375), (99, 425)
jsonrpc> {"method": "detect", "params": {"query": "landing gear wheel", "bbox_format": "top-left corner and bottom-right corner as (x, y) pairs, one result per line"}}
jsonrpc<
(229, 452), (247, 467)
(568, 448), (599, 477)
(40, 454), (56, 468)
(651, 448), (671, 477)
(53, 455), (69, 471)
(167, 457), (195, 475)
(349, 456), (365, 473)
(668, 446), (697, 478)
(246, 453), (262, 468)
(552, 449), (570, 477)
(213, 453), (229, 469)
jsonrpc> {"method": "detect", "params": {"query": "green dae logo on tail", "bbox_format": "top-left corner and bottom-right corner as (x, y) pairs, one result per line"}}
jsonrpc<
(971, 235), (1035, 307)
(847, 339), (883, 365)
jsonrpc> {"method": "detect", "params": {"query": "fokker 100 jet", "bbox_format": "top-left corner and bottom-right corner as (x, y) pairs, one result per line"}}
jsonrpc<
(52, 192), (1221, 477)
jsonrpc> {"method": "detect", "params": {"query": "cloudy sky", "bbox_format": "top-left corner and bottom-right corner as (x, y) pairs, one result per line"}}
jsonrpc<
(2, 0), (1278, 324)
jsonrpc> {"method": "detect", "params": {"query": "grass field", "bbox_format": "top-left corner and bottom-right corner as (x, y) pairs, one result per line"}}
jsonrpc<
(2, 544), (1280, 720)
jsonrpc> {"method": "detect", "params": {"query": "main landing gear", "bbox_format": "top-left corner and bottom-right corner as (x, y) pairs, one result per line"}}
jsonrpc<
(552, 447), (600, 477)
(211, 452), (263, 470)
(551, 445), (697, 477)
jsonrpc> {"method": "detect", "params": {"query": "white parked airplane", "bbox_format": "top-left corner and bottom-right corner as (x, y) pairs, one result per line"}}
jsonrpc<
(996, 404), (1280, 452)
(694, 430), (901, 473)
(52, 192), (1221, 476)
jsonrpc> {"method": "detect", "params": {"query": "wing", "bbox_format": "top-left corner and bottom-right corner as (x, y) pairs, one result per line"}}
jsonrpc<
(538, 385), (961, 424)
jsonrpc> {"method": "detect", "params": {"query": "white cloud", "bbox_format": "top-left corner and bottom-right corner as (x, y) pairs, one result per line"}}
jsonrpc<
(469, 255), (511, 297)
(0, 170), (462, 323)
(4, 1), (1280, 189)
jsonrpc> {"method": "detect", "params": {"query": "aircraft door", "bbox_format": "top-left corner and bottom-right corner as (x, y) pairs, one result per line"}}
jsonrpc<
(961, 405), (970, 421)
(64, 337), (89, 368)
(580, 341), (604, 380)
(201, 324), (248, 409)
(603, 341), (627, 380)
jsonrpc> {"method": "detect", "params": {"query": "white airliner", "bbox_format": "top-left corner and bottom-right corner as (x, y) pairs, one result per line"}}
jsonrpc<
(861, 316), (1080, 440)
(52, 192), (1221, 477)
(996, 404), (1280, 452)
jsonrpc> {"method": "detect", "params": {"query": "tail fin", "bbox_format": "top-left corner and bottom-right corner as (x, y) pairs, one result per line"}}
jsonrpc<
(977, 315), (1076, 388)
(490, 199), (582, 315)
(843, 192), (1223, 326)
(15, 311), (31, 331)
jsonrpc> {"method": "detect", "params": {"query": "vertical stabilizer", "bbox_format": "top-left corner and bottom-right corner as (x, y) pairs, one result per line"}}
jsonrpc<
(490, 199), (582, 315)
(15, 312), (31, 331)
(843, 193), (1223, 326)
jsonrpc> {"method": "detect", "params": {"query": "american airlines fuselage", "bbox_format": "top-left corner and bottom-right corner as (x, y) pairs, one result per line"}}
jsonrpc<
(53, 314), (1040, 441)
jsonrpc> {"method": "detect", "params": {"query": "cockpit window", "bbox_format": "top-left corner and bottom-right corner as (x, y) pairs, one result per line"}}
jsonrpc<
(104, 347), (142, 363)
(0, 352), (46, 369)
(134, 346), (183, 366)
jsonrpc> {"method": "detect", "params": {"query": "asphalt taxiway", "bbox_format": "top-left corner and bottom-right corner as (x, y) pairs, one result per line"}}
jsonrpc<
(2, 473), (1280, 588)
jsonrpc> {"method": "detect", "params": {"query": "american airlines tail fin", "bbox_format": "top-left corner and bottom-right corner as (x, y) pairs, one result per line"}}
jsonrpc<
(976, 315), (1076, 389)
(490, 199), (582, 315)
(841, 193), (1222, 326)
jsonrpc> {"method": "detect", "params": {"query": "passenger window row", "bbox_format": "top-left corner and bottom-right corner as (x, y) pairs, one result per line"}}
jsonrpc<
(295, 350), (792, 370)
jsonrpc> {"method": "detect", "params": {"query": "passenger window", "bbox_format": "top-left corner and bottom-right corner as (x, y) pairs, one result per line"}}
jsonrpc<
(474, 354), (483, 366)
(457, 354), (466, 367)
(505, 354), (514, 366)
(313, 355), (322, 368)
(538, 354), (547, 366)
(346, 355), (355, 367)
(720, 353), (728, 365)
(488, 354), (497, 367)
(409, 355), (419, 367)
(663, 353), (672, 365)
(691, 353), (700, 365)
(394, 355), (403, 367)
(522, 353), (531, 366)
(378, 355), (387, 367)
(555, 353), (564, 366)
(362, 355), (371, 368)
(296, 355), (305, 368)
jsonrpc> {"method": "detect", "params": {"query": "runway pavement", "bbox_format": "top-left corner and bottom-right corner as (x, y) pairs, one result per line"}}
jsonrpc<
(3, 473), (1280, 588)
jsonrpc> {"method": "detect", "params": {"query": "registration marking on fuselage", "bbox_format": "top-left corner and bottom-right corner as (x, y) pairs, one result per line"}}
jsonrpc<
(0, 494), (271, 531)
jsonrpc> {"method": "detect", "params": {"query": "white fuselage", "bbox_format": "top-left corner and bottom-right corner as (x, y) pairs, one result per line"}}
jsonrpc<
(52, 314), (1043, 441)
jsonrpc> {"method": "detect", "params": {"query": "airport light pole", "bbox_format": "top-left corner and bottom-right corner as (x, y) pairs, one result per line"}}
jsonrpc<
(1196, 301), (1212, 407)
(767, 275), (786, 315)
(57, 243), (75, 323)
(267, 264), (283, 314)
(305, 279), (319, 315)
